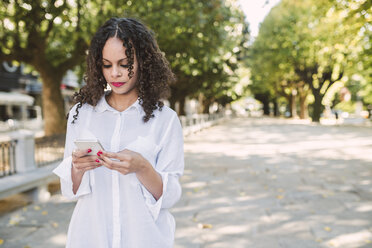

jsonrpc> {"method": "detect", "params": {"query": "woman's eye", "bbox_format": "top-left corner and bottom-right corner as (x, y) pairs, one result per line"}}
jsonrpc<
(120, 64), (129, 68)
(103, 65), (111, 68)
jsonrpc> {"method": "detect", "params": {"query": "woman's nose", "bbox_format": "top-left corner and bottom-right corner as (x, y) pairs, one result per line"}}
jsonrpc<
(111, 66), (121, 78)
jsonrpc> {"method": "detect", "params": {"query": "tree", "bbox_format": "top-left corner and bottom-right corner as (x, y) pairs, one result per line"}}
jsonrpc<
(1, 0), (250, 130)
(249, 0), (359, 122)
(333, 0), (372, 107)
(0, 0), (115, 135)
(249, 3), (305, 117)
(126, 0), (249, 115)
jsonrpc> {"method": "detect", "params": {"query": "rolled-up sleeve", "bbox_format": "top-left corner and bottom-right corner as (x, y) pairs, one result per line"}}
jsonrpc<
(141, 114), (184, 220)
(53, 105), (92, 200)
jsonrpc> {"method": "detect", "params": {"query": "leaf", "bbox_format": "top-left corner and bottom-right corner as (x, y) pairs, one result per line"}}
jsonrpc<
(193, 187), (201, 193)
(33, 206), (41, 211)
(41, 211), (48, 215)
(198, 223), (213, 229)
(8, 214), (24, 226)
(328, 241), (336, 247)
(324, 226), (332, 232)
(0, 239), (4, 245)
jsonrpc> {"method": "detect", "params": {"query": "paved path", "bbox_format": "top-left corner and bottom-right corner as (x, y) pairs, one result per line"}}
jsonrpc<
(1, 117), (372, 248)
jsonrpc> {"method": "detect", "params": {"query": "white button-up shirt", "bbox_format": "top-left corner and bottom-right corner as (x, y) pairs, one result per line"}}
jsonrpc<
(53, 94), (184, 248)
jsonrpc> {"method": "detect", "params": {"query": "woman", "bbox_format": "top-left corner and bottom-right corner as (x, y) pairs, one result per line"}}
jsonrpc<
(53, 17), (184, 248)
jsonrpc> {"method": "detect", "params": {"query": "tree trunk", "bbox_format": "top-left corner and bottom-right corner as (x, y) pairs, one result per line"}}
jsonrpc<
(169, 97), (176, 112)
(291, 91), (297, 118)
(39, 71), (66, 135)
(254, 93), (270, 116)
(311, 90), (323, 122)
(202, 103), (210, 114)
(286, 95), (293, 117)
(197, 93), (204, 114)
(179, 96), (186, 116)
(202, 98), (212, 114)
(273, 99), (279, 117)
(299, 92), (308, 119)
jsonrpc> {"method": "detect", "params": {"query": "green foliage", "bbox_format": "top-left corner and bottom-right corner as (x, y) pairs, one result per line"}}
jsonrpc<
(0, 0), (250, 127)
(248, 0), (371, 120)
(0, 0), (112, 134)
(335, 101), (356, 113)
(0, 0), (106, 75)
(129, 0), (250, 109)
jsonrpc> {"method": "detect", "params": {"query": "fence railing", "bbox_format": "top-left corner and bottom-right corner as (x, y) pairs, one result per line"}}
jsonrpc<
(180, 112), (228, 136)
(35, 133), (65, 167)
(0, 140), (17, 178)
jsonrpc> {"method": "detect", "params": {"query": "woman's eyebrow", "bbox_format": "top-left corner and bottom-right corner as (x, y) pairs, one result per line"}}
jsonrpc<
(102, 58), (128, 63)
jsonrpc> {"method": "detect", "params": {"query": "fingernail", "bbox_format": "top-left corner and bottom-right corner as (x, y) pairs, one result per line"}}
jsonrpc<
(87, 149), (92, 153)
(95, 159), (100, 163)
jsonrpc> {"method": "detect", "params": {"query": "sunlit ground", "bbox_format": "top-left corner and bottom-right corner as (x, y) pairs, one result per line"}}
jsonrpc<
(173, 117), (372, 248)
(0, 117), (371, 248)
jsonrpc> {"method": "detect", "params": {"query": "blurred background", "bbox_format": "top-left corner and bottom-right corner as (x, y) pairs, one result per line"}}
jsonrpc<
(0, 0), (370, 136)
(0, 0), (371, 247)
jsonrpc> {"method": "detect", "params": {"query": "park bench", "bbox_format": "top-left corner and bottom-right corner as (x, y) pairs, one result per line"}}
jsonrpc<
(0, 130), (63, 202)
(0, 161), (59, 202)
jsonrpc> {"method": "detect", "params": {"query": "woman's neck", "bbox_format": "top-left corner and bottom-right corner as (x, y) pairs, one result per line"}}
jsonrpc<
(106, 92), (138, 112)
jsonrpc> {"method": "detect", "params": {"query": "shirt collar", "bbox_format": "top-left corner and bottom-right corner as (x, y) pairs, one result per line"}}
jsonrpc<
(94, 91), (142, 114)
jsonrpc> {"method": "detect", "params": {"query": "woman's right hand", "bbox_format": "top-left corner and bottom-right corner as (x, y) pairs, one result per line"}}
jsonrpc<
(71, 149), (102, 174)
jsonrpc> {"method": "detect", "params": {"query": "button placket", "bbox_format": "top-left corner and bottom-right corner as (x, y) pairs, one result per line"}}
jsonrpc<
(111, 112), (122, 248)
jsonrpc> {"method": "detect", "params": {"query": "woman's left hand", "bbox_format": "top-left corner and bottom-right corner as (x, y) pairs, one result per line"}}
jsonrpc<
(99, 150), (147, 175)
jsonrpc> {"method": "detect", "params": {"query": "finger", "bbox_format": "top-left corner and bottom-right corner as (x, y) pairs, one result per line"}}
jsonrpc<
(101, 151), (121, 159)
(100, 156), (123, 169)
(73, 148), (93, 158)
(81, 164), (102, 172)
(101, 162), (128, 174)
(80, 155), (100, 163)
(73, 162), (93, 170)
(74, 160), (101, 170)
(72, 155), (100, 165)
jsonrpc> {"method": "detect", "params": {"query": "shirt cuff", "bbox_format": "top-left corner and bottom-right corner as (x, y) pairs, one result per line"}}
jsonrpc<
(140, 171), (169, 221)
(53, 156), (91, 199)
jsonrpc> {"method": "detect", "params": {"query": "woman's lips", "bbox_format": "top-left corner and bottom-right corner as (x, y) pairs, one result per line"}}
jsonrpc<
(111, 82), (125, 87)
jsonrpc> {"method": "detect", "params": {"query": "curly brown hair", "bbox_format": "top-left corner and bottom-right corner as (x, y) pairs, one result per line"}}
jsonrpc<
(71, 17), (174, 123)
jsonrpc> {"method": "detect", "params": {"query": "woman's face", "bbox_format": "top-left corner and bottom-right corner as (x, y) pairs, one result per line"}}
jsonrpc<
(102, 37), (139, 98)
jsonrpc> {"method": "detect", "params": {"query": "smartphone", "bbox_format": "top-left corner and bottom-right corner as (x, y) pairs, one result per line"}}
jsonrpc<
(74, 140), (104, 155)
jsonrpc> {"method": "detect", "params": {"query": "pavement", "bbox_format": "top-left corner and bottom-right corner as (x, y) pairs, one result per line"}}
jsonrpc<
(0, 117), (372, 248)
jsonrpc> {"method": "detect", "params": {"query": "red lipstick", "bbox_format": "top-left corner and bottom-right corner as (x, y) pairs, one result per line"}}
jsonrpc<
(111, 82), (125, 87)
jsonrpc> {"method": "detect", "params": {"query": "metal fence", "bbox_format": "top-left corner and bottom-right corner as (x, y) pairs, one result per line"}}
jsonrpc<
(0, 140), (17, 177)
(35, 133), (66, 167)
